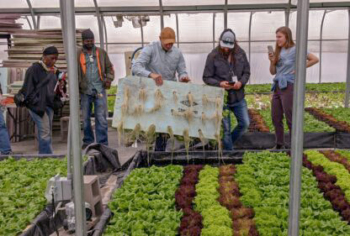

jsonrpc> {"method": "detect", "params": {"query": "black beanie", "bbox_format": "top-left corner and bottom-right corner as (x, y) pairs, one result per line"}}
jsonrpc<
(82, 29), (94, 40)
(43, 45), (59, 55)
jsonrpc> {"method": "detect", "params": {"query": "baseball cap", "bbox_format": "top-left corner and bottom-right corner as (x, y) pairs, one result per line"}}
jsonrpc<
(160, 27), (176, 44)
(220, 31), (235, 49)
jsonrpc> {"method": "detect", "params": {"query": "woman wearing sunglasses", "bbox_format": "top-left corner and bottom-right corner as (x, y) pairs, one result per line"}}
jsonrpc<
(203, 29), (251, 150)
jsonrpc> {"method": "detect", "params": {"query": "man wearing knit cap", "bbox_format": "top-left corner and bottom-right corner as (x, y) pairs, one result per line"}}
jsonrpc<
(77, 29), (114, 148)
(132, 27), (190, 86)
(132, 27), (190, 151)
(19, 45), (60, 154)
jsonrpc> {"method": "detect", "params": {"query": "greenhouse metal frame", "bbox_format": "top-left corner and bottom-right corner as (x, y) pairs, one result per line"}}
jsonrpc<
(1, 1), (350, 236)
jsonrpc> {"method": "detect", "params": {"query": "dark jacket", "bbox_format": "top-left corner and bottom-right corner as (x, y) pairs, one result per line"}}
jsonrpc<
(22, 62), (59, 117)
(203, 46), (250, 104)
(77, 47), (114, 94)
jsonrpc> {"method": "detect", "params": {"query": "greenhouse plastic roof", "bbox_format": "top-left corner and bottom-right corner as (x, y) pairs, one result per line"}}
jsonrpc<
(0, 0), (350, 8)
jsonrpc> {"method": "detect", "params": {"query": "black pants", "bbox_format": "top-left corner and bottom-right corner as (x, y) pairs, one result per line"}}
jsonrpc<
(155, 134), (168, 151)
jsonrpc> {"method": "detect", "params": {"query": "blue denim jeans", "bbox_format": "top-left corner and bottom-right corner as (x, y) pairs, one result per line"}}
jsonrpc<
(29, 107), (54, 154)
(222, 99), (250, 150)
(81, 90), (108, 146)
(0, 110), (12, 154)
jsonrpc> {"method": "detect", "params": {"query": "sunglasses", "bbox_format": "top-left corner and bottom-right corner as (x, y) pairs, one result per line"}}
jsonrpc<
(222, 40), (234, 45)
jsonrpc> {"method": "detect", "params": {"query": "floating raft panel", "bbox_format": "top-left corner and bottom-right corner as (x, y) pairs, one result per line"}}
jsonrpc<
(112, 76), (224, 140)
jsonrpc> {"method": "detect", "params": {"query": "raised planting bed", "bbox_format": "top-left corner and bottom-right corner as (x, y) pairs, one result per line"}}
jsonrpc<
(322, 108), (350, 127)
(97, 151), (350, 236)
(305, 108), (350, 133)
(233, 109), (338, 149)
(244, 82), (345, 94)
(0, 144), (123, 236)
(0, 157), (67, 236)
(247, 109), (270, 133)
(237, 151), (350, 236)
(258, 109), (335, 133)
(245, 92), (345, 110)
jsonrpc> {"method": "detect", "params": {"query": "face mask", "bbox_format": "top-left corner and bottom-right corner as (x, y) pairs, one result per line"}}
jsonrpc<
(83, 43), (94, 50)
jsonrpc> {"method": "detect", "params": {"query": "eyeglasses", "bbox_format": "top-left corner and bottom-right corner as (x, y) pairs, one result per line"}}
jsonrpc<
(222, 40), (234, 45)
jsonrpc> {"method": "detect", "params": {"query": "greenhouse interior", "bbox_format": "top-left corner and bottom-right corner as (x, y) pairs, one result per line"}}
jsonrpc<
(0, 0), (350, 235)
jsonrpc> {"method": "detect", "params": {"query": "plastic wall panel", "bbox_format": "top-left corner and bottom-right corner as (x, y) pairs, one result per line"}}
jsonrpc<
(98, 0), (159, 6)
(142, 16), (162, 43)
(227, 12), (251, 41)
(289, 10), (324, 40)
(31, 0), (59, 8)
(0, 0), (27, 8)
(228, 0), (288, 3)
(104, 16), (141, 43)
(39, 16), (61, 29)
(214, 13), (225, 43)
(163, 0), (224, 6)
(323, 10), (348, 40)
(177, 13), (213, 42)
(76, 16), (100, 41)
(163, 14), (177, 33)
(251, 11), (285, 40)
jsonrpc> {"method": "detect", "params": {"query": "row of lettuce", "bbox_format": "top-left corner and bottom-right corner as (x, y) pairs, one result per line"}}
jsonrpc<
(224, 105), (350, 133)
(0, 158), (67, 236)
(105, 150), (350, 236)
(2, 149), (350, 236)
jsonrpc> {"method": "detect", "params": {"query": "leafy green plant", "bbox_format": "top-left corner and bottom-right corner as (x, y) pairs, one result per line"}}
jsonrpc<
(236, 151), (350, 236)
(105, 165), (183, 236)
(323, 108), (350, 125)
(0, 158), (67, 236)
(107, 85), (118, 113)
(194, 165), (232, 236)
(244, 83), (345, 94)
(305, 92), (345, 108)
(246, 92), (344, 109)
(306, 150), (350, 202)
(259, 109), (334, 132)
(336, 150), (350, 162)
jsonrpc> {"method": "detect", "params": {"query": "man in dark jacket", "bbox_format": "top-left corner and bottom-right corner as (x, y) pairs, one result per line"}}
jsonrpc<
(77, 29), (114, 148)
(22, 45), (60, 154)
(203, 29), (250, 150)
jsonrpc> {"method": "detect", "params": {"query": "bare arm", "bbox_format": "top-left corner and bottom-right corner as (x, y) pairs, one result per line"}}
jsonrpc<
(268, 52), (276, 75)
(306, 53), (319, 68)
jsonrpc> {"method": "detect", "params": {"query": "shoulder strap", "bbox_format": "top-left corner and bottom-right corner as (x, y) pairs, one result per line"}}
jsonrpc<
(25, 73), (53, 102)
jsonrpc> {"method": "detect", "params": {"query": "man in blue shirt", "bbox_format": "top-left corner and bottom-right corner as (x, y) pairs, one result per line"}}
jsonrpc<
(132, 27), (190, 151)
(132, 27), (190, 86)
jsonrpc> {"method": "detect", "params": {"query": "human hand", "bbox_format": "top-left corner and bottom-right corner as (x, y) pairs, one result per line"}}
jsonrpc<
(219, 81), (232, 90)
(103, 80), (112, 89)
(232, 81), (242, 90)
(150, 73), (163, 86)
(180, 76), (191, 83)
(268, 52), (275, 62)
